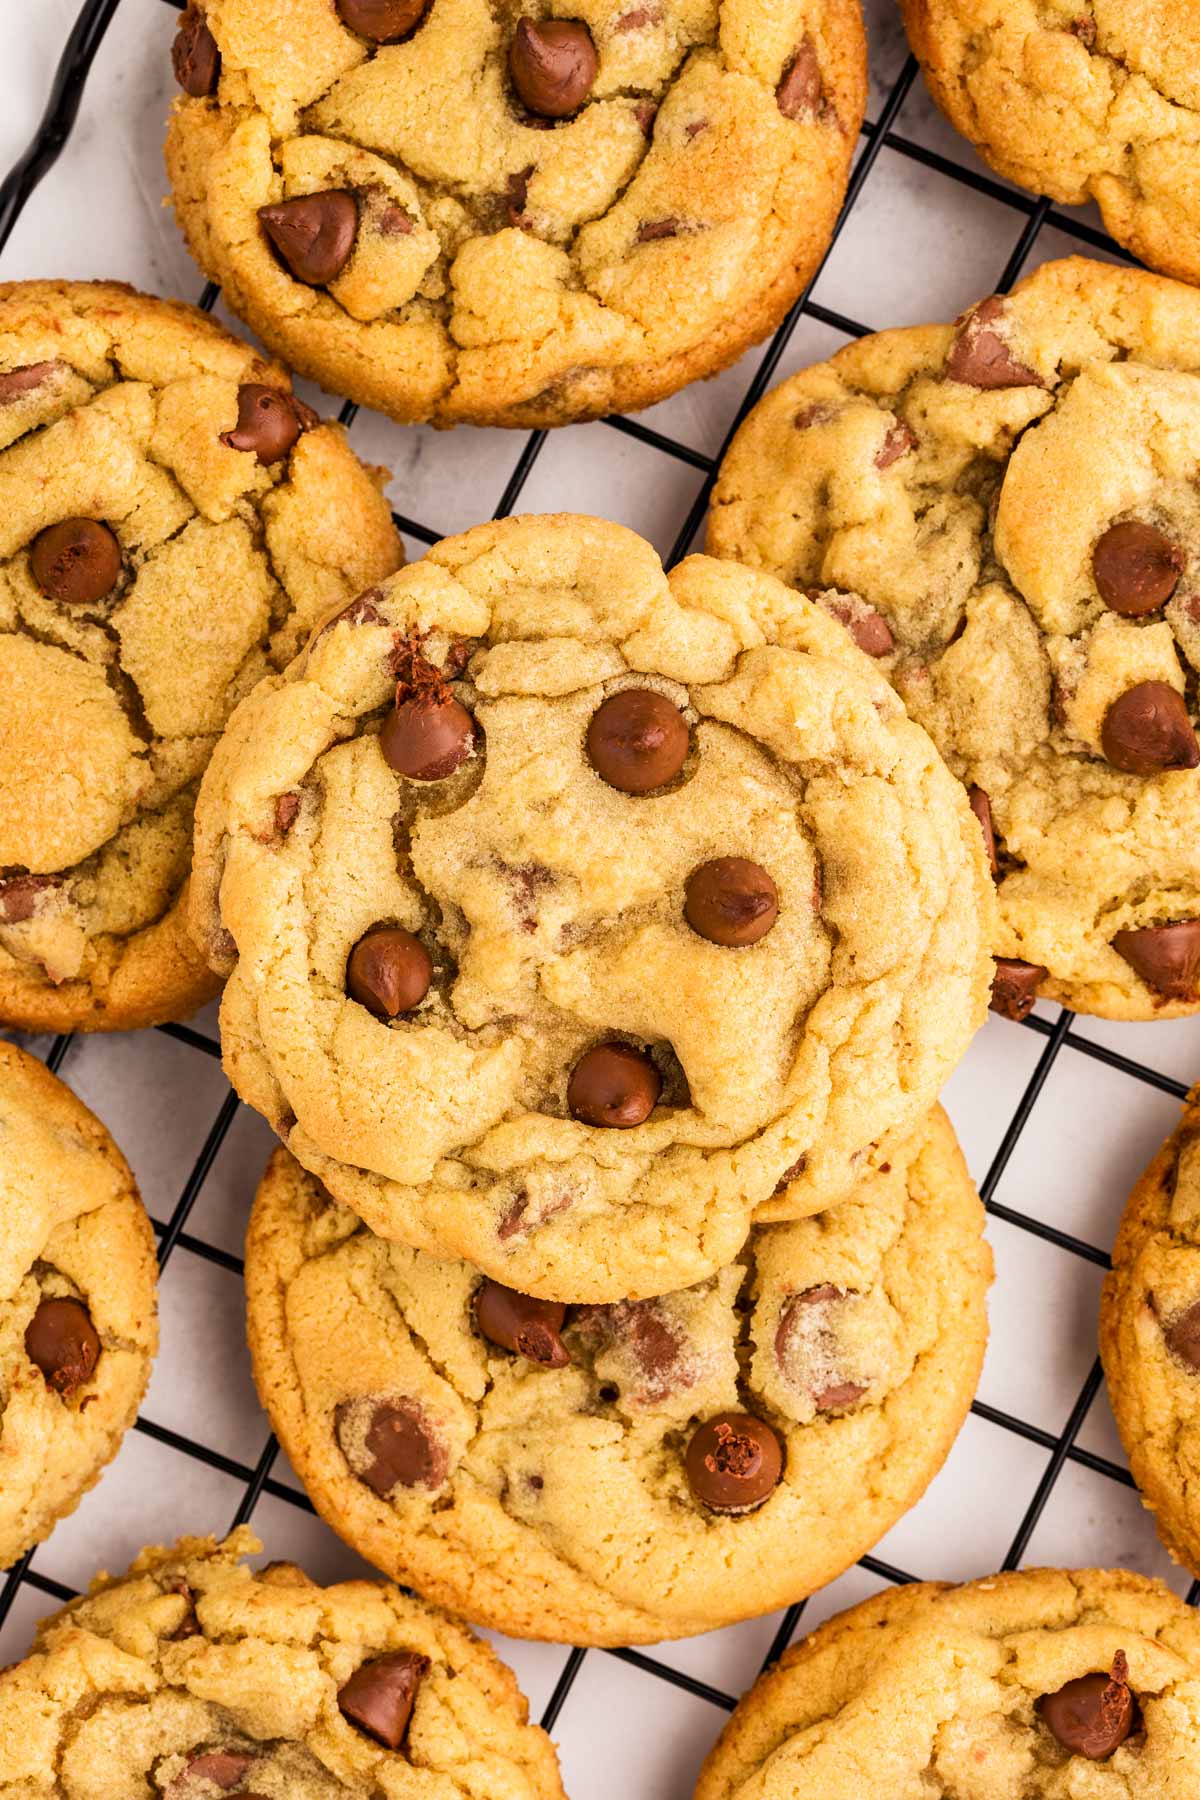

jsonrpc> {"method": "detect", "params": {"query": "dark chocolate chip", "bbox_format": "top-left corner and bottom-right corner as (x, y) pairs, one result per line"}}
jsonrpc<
(220, 383), (312, 464)
(338, 1650), (429, 1749)
(568, 1042), (661, 1128)
(334, 1396), (447, 1494)
(1101, 681), (1199, 775)
(259, 192), (358, 286)
(346, 926), (432, 1018)
(586, 689), (688, 793)
(509, 18), (597, 118)
(945, 296), (1044, 390)
(875, 420), (917, 469)
(685, 1412), (783, 1513)
(1093, 521), (1182, 617)
(1163, 1298), (1200, 1369)
(990, 957), (1047, 1021)
(776, 41), (822, 119)
(336, 0), (430, 40)
(1039, 1651), (1136, 1760)
(474, 1280), (570, 1366)
(172, 7), (220, 95)
(969, 786), (998, 876)
(380, 694), (475, 780)
(1112, 920), (1200, 1002)
(684, 857), (779, 947)
(0, 362), (56, 405)
(25, 1298), (100, 1397)
(30, 518), (122, 606)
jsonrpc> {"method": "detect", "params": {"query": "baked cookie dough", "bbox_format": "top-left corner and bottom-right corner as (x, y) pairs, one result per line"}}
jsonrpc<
(0, 279), (401, 1033)
(899, 2), (1200, 288)
(0, 1039), (157, 1569)
(1101, 1084), (1200, 1578)
(0, 1528), (565, 1798)
(245, 1108), (990, 1646)
(163, 0), (867, 427)
(189, 514), (994, 1301)
(710, 256), (1200, 1020)
(696, 1567), (1200, 1798)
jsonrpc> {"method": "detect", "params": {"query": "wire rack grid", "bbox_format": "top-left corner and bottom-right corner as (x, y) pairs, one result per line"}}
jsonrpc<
(3, 2), (1200, 1793)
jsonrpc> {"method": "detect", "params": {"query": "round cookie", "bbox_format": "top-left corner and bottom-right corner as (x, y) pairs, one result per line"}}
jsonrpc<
(189, 514), (994, 1301)
(1101, 1085), (1200, 1577)
(0, 1527), (565, 1798)
(710, 256), (1200, 1020)
(0, 1039), (157, 1569)
(163, 0), (867, 427)
(899, 2), (1200, 289)
(245, 1106), (990, 1645)
(0, 279), (401, 1033)
(696, 1567), (1200, 1797)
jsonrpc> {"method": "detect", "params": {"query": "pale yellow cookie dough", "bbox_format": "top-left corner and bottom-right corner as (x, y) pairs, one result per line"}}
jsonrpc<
(189, 514), (994, 1301)
(0, 1528), (565, 1799)
(0, 1039), (157, 1569)
(0, 279), (401, 1033)
(164, 0), (866, 426)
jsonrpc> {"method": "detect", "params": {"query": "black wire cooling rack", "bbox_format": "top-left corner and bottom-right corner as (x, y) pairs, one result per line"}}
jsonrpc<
(2, 0), (1199, 1767)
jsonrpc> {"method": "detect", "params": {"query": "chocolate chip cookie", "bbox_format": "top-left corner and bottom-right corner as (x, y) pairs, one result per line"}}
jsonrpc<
(0, 279), (401, 1033)
(900, 3), (1200, 288)
(189, 514), (994, 1301)
(0, 1039), (157, 1569)
(1101, 1084), (1200, 1579)
(696, 1567), (1200, 1797)
(245, 1107), (989, 1644)
(0, 1528), (565, 1797)
(710, 256), (1200, 1020)
(163, 0), (866, 426)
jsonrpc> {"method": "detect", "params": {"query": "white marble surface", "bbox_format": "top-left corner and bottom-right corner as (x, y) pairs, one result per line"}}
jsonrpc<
(3, 0), (1200, 1792)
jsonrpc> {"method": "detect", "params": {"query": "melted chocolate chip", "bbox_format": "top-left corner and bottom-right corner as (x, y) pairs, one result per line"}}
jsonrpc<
(568, 1043), (661, 1128)
(776, 41), (822, 119)
(172, 7), (220, 95)
(177, 1751), (255, 1791)
(334, 1396), (447, 1494)
(346, 926), (432, 1018)
(1101, 682), (1199, 775)
(990, 957), (1046, 1021)
(875, 420), (917, 468)
(25, 1298), (100, 1396)
(1162, 1298), (1200, 1369)
(336, 0), (429, 40)
(586, 688), (689, 793)
(0, 362), (56, 405)
(259, 192), (358, 285)
(969, 786), (998, 876)
(1112, 920), (1200, 1001)
(1093, 521), (1182, 616)
(338, 1650), (429, 1749)
(30, 518), (122, 605)
(685, 1412), (783, 1513)
(1039, 1651), (1136, 1760)
(823, 595), (895, 657)
(684, 858), (779, 946)
(380, 694), (475, 780)
(220, 383), (314, 464)
(474, 1281), (570, 1366)
(509, 18), (597, 118)
(0, 873), (62, 923)
(320, 591), (386, 634)
(945, 296), (1044, 390)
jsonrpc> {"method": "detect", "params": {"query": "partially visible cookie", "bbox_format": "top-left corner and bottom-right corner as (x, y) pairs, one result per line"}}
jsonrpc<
(245, 1107), (990, 1645)
(710, 256), (1200, 1020)
(0, 1528), (565, 1797)
(1101, 1085), (1200, 1577)
(0, 279), (401, 1033)
(190, 514), (994, 1301)
(0, 1039), (157, 1569)
(696, 1567), (1200, 1798)
(163, 0), (867, 426)
(899, 2), (1200, 287)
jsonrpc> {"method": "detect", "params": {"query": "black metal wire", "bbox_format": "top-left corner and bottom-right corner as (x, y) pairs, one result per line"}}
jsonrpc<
(1, 0), (1193, 1733)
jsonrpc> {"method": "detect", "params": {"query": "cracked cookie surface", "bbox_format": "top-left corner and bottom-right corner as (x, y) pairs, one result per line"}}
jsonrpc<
(0, 1528), (565, 1799)
(710, 257), (1200, 1019)
(189, 514), (993, 1301)
(245, 1108), (990, 1645)
(0, 280), (401, 1033)
(1101, 1085), (1200, 1580)
(899, 1), (1200, 286)
(163, 0), (866, 426)
(0, 1039), (157, 1570)
(696, 1566), (1200, 1798)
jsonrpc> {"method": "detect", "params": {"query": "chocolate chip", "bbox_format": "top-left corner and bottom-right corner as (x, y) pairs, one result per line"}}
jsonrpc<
(1162, 1299), (1200, 1369)
(1070, 14), (1098, 46)
(172, 7), (220, 95)
(773, 1155), (807, 1194)
(684, 858), (779, 947)
(945, 296), (1044, 390)
(0, 362), (56, 405)
(586, 689), (688, 793)
(614, 5), (660, 26)
(568, 1043), (661, 1128)
(336, 0), (429, 40)
(1039, 1651), (1136, 1760)
(346, 926), (432, 1018)
(380, 694), (475, 780)
(506, 166), (534, 227)
(875, 420), (917, 469)
(320, 591), (386, 634)
(685, 1412), (783, 1513)
(1101, 681), (1199, 775)
(990, 957), (1046, 1021)
(636, 218), (682, 242)
(509, 18), (597, 118)
(220, 383), (313, 464)
(1112, 919), (1200, 1001)
(338, 1650), (429, 1749)
(274, 792), (301, 836)
(823, 595), (895, 657)
(30, 518), (122, 605)
(25, 1298), (100, 1397)
(259, 192), (358, 286)
(776, 41), (822, 119)
(0, 873), (62, 923)
(474, 1281), (570, 1366)
(775, 1285), (867, 1413)
(969, 786), (998, 876)
(1093, 521), (1182, 616)
(597, 1300), (686, 1403)
(334, 1397), (447, 1494)
(178, 1751), (255, 1790)
(634, 101), (657, 135)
